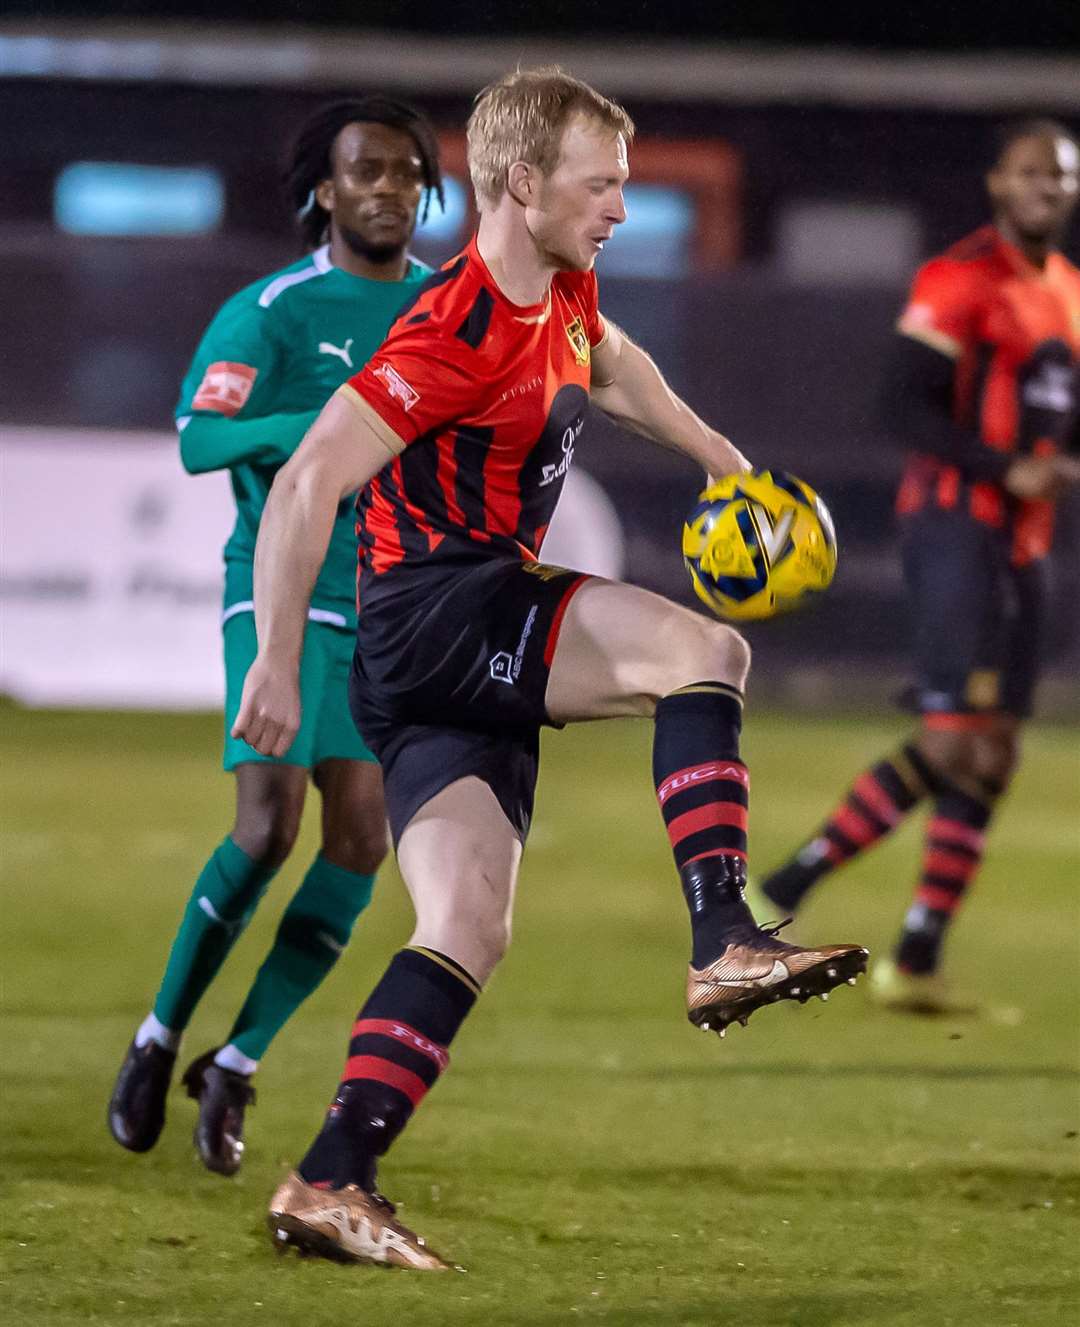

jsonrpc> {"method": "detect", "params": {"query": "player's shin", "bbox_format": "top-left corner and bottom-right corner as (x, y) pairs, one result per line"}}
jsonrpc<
(761, 743), (935, 912)
(152, 836), (278, 1033)
(297, 946), (479, 1189)
(653, 682), (757, 963)
(894, 780), (995, 975)
(224, 855), (375, 1062)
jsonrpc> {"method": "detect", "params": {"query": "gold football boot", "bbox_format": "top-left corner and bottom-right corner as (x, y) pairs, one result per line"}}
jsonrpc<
(267, 1171), (454, 1270)
(687, 926), (869, 1037)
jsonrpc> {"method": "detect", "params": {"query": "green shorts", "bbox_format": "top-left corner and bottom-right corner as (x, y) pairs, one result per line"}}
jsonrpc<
(222, 611), (375, 771)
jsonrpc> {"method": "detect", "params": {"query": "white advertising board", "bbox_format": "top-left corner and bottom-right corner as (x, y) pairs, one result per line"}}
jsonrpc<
(0, 426), (624, 709)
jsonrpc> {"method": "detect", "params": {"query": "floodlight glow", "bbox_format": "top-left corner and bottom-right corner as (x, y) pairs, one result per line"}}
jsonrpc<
(55, 162), (225, 236)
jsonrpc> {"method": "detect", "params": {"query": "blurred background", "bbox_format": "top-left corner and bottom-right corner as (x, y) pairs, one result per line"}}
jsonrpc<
(2, 2), (1079, 712)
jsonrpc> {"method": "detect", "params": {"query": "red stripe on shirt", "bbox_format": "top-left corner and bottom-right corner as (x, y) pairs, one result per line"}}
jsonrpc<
(368, 476), (405, 574)
(434, 434), (466, 527)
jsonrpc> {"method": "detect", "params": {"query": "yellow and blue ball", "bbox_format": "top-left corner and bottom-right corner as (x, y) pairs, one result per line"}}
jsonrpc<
(682, 470), (837, 621)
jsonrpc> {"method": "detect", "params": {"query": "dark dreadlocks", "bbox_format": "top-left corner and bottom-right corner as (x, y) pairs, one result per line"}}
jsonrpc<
(284, 97), (444, 251)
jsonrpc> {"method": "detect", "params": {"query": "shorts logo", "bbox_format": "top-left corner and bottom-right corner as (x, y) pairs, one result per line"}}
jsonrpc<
(373, 362), (420, 412)
(489, 604), (539, 686)
(489, 651), (514, 685)
(192, 362), (257, 415)
(565, 316), (590, 367)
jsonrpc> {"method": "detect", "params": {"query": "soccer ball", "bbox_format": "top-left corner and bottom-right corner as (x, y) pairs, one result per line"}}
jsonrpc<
(682, 470), (837, 621)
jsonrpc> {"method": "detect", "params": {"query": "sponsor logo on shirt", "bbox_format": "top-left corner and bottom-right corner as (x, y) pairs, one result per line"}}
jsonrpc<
(319, 338), (354, 368)
(192, 362), (257, 415)
(373, 362), (420, 412)
(499, 374), (544, 404)
(565, 316), (591, 367)
(540, 417), (584, 487)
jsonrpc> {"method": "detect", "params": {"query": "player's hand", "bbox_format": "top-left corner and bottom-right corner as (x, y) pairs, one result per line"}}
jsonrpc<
(231, 655), (301, 758)
(1003, 454), (1080, 501)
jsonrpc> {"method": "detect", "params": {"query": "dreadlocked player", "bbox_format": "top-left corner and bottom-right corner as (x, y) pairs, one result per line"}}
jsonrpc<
(760, 120), (1080, 1014)
(234, 67), (867, 1269)
(108, 97), (443, 1174)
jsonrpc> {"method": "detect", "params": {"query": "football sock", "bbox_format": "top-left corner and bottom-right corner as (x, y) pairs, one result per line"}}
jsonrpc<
(214, 1044), (258, 1077)
(299, 946), (479, 1190)
(134, 1012), (181, 1053)
(653, 682), (758, 965)
(894, 781), (994, 974)
(225, 855), (375, 1062)
(152, 836), (278, 1033)
(762, 743), (934, 911)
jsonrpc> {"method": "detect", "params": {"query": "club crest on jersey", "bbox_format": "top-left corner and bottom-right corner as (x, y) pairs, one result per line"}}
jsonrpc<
(373, 362), (420, 412)
(192, 362), (257, 415)
(565, 316), (590, 367)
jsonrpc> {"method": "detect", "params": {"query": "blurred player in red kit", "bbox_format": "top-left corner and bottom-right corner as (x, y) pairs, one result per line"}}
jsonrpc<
(761, 120), (1080, 1013)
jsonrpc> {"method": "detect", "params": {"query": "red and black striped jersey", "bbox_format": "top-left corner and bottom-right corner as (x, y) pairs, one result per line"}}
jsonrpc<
(341, 236), (606, 598)
(895, 225), (1080, 565)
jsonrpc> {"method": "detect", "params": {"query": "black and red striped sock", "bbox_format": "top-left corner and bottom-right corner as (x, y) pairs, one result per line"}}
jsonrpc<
(653, 682), (758, 965)
(895, 783), (994, 974)
(762, 744), (934, 912)
(298, 946), (479, 1189)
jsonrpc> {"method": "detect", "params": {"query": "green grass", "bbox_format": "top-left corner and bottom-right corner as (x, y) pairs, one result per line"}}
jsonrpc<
(2, 705), (1078, 1326)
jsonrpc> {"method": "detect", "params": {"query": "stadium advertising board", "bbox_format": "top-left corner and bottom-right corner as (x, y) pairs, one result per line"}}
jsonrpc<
(0, 427), (624, 708)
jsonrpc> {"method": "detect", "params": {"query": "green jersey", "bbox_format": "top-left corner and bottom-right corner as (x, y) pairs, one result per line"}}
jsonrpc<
(176, 245), (430, 629)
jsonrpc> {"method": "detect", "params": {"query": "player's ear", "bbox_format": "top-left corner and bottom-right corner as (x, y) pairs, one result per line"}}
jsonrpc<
(507, 161), (536, 207)
(315, 178), (335, 214)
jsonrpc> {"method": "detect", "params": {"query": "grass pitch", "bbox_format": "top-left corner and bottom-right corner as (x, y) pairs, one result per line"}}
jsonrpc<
(2, 704), (1078, 1326)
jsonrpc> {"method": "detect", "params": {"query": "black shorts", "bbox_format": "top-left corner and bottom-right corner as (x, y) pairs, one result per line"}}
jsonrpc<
(900, 506), (1048, 719)
(349, 557), (590, 844)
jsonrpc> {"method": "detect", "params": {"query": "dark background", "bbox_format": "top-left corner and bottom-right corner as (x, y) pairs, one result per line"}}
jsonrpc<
(2, 9), (1078, 702)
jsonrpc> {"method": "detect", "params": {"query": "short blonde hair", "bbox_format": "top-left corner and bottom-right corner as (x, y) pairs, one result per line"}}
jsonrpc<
(467, 66), (635, 208)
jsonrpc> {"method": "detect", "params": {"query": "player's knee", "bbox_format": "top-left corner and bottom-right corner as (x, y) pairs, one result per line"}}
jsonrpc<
(232, 806), (302, 871)
(469, 908), (512, 974)
(676, 615), (753, 690)
(665, 617), (750, 695)
(972, 731), (1020, 791)
(916, 728), (972, 784)
(322, 816), (389, 876)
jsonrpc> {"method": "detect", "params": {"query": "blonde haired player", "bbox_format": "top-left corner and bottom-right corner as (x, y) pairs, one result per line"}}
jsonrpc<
(237, 68), (868, 1268)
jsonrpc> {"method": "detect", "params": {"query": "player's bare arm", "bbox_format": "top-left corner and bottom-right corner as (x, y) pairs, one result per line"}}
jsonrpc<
(232, 390), (404, 756)
(590, 316), (750, 478)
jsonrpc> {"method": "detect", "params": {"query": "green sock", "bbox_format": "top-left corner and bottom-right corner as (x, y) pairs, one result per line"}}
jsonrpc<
(152, 836), (278, 1032)
(226, 855), (375, 1062)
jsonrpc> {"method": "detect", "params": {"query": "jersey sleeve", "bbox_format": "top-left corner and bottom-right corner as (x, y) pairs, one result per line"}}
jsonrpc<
(344, 323), (485, 445)
(175, 293), (281, 422)
(896, 258), (981, 360)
